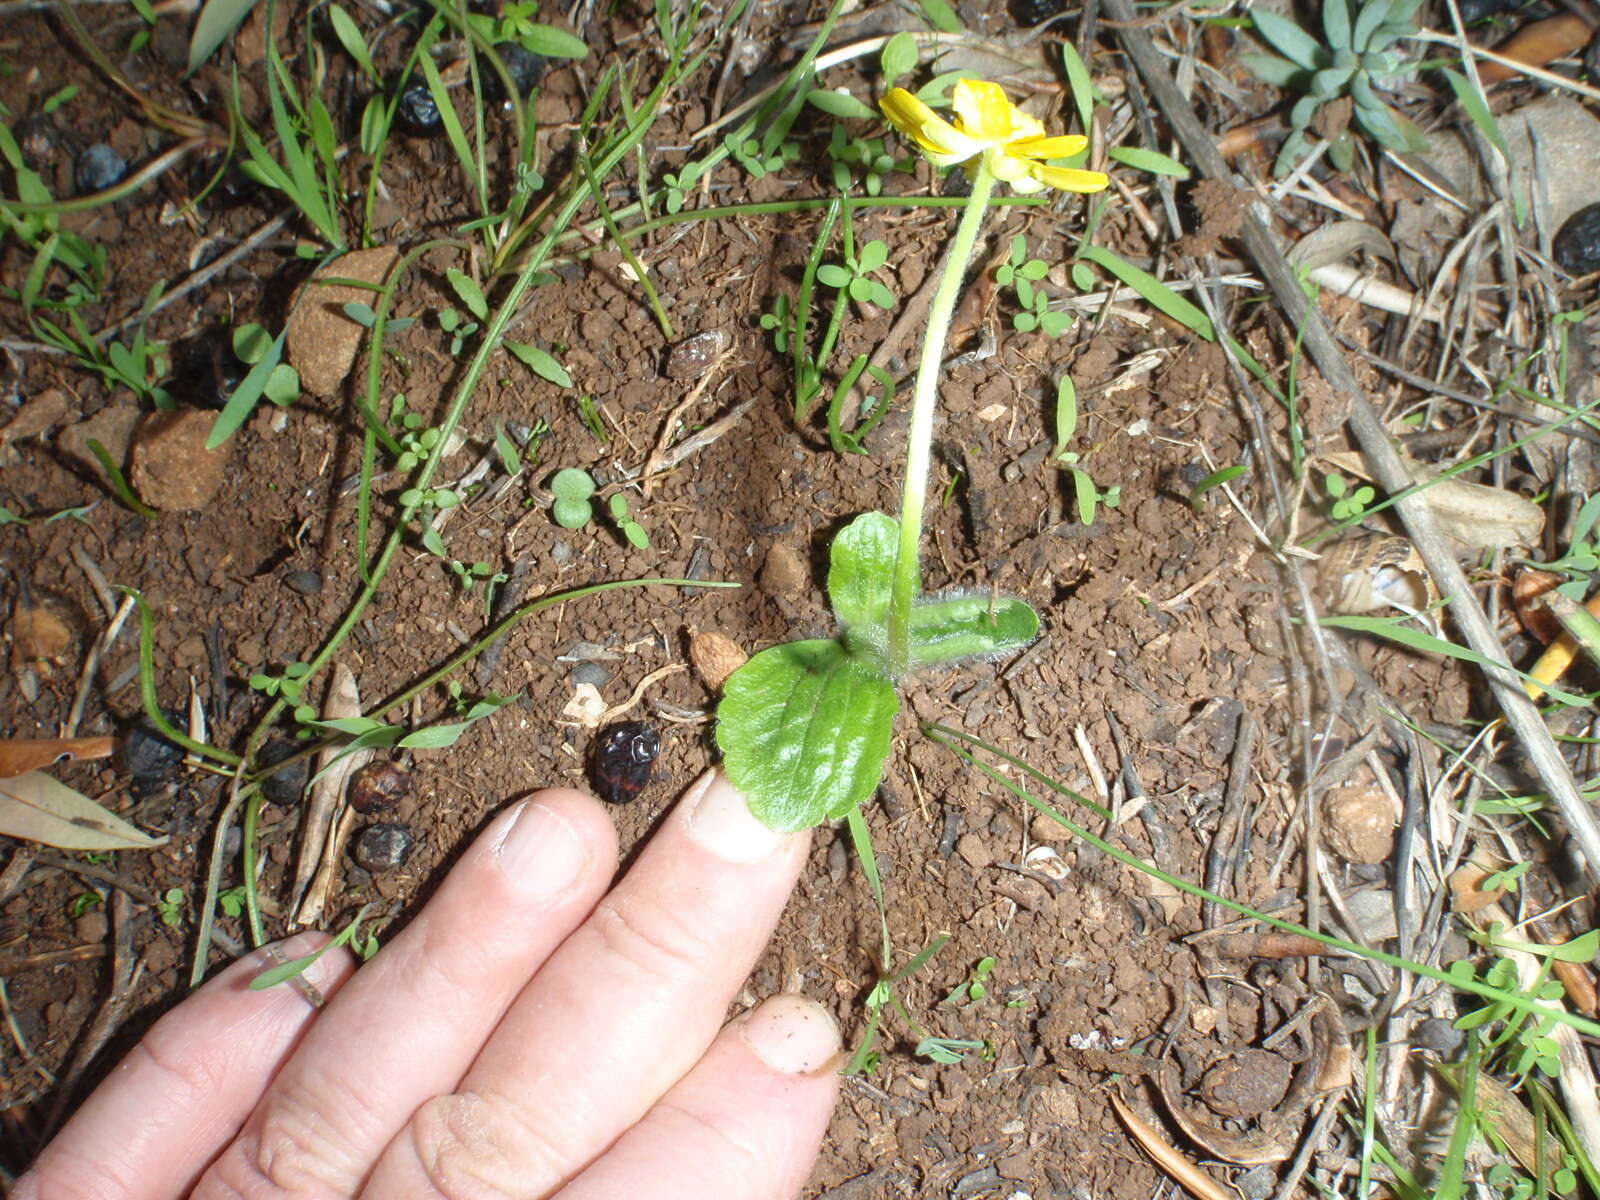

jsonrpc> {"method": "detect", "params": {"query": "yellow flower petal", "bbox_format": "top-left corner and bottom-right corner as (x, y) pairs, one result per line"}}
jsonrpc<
(881, 87), (937, 138)
(1012, 135), (1089, 161)
(951, 79), (1035, 142)
(1028, 163), (1112, 193)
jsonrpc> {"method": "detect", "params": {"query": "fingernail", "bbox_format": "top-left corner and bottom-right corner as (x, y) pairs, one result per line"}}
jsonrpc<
(739, 995), (841, 1075)
(682, 770), (789, 863)
(493, 799), (593, 899)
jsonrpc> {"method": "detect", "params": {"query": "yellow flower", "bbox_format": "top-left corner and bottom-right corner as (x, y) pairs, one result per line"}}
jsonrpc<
(880, 79), (1110, 194)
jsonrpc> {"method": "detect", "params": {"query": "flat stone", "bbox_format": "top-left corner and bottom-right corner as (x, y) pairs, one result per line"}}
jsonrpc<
(58, 402), (140, 475)
(130, 409), (233, 511)
(1416, 97), (1600, 229)
(286, 246), (400, 396)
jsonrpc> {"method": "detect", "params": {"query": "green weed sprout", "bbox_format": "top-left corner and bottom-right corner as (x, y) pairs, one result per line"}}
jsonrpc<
(1242, 0), (1427, 175)
(1049, 375), (1120, 525)
(997, 233), (1070, 336)
(549, 467), (596, 529)
(716, 80), (1109, 832)
(1324, 470), (1376, 521)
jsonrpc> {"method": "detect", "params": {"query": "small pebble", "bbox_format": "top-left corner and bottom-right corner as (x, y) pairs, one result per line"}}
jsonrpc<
(258, 738), (308, 805)
(484, 43), (548, 102)
(348, 761), (412, 814)
(76, 144), (127, 195)
(394, 75), (445, 138)
(353, 822), (415, 871)
(569, 661), (610, 689)
(124, 711), (186, 782)
(665, 330), (731, 380)
(1554, 201), (1600, 275)
(284, 569), (323, 596)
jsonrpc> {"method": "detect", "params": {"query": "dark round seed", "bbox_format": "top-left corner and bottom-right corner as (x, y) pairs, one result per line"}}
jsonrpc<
(123, 710), (186, 781)
(283, 569), (323, 596)
(348, 761), (412, 814)
(1010, 0), (1065, 26)
(1554, 201), (1600, 276)
(353, 822), (415, 871)
(483, 42), (547, 103)
(590, 721), (661, 804)
(395, 75), (445, 137)
(258, 737), (308, 806)
(76, 144), (127, 195)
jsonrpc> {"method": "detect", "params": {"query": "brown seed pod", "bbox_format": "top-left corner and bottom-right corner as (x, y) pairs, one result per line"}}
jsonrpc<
(348, 761), (412, 814)
(688, 630), (747, 692)
(353, 822), (415, 871)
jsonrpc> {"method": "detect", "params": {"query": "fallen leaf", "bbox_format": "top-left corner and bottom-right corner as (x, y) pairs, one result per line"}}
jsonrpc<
(0, 770), (166, 850)
(12, 593), (73, 661)
(0, 736), (116, 778)
(1480, 14), (1592, 85)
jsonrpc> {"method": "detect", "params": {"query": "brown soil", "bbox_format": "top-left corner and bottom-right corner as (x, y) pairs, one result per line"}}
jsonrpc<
(0, 2), (1567, 1197)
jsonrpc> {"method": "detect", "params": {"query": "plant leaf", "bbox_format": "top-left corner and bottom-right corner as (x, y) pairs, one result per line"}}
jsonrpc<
(0, 771), (166, 850)
(915, 0), (963, 32)
(907, 593), (1039, 665)
(828, 512), (897, 650)
(327, 3), (377, 81)
(806, 88), (877, 120)
(880, 31), (918, 84)
(1078, 245), (1215, 340)
(1107, 146), (1190, 177)
(519, 23), (588, 58)
(188, 0), (260, 74)
(507, 342), (573, 387)
(1251, 9), (1327, 70)
(0, 736), (116, 779)
(446, 268), (489, 321)
(716, 639), (899, 831)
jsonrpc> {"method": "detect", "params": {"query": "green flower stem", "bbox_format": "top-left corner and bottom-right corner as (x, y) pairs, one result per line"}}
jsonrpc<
(886, 165), (996, 676)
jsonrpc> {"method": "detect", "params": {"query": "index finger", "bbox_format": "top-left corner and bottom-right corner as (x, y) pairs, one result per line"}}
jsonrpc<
(363, 770), (812, 1198)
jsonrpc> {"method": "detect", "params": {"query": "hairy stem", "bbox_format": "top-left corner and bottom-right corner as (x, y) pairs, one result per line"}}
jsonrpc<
(885, 166), (995, 676)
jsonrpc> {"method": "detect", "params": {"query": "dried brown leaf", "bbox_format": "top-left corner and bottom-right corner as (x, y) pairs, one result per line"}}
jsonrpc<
(0, 736), (116, 778)
(0, 770), (165, 850)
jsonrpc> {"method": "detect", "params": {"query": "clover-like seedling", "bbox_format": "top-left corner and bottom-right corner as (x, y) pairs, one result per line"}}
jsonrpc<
(1324, 471), (1375, 522)
(816, 239), (896, 311)
(607, 493), (650, 549)
(550, 467), (596, 529)
(997, 235), (1070, 337)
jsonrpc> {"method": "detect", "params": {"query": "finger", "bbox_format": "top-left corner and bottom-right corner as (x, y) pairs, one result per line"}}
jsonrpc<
(364, 770), (810, 1198)
(11, 932), (354, 1200)
(199, 790), (617, 1198)
(556, 995), (843, 1200)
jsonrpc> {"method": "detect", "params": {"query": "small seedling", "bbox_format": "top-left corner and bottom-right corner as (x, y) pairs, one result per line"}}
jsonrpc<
(915, 1036), (988, 1064)
(607, 492), (650, 549)
(997, 234), (1070, 337)
(942, 955), (997, 1005)
(825, 127), (910, 196)
(549, 467), (597, 529)
(661, 159), (706, 214)
(217, 885), (247, 918)
(759, 294), (793, 353)
(248, 661), (319, 730)
(232, 323), (301, 406)
(1049, 376), (1121, 525)
(817, 238), (896, 312)
(1324, 471), (1375, 522)
(156, 887), (185, 928)
(67, 891), (102, 918)
(575, 395), (608, 442)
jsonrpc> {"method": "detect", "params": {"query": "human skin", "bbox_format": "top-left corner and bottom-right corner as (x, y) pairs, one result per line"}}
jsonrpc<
(15, 770), (842, 1199)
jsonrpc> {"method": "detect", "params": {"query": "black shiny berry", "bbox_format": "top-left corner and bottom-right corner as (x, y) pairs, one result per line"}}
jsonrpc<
(483, 43), (547, 103)
(124, 710), (186, 782)
(348, 761), (411, 814)
(590, 721), (660, 804)
(395, 76), (445, 137)
(353, 822), (415, 871)
(1010, 0), (1066, 26)
(1554, 202), (1600, 276)
(258, 738), (308, 806)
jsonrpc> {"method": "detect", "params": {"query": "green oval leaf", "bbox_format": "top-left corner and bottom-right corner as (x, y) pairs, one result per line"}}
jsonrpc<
(550, 467), (596, 501)
(880, 31), (918, 84)
(805, 88), (878, 121)
(507, 341), (574, 388)
(907, 593), (1040, 665)
(1105, 146), (1190, 178)
(518, 23), (588, 58)
(446, 268), (489, 320)
(828, 512), (897, 651)
(717, 640), (899, 831)
(551, 497), (593, 528)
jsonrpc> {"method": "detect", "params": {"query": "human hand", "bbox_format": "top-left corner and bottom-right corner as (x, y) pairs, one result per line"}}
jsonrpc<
(15, 770), (842, 1199)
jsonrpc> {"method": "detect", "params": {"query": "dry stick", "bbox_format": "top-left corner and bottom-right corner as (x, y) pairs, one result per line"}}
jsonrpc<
(1107, 0), (1600, 884)
(1202, 708), (1256, 931)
